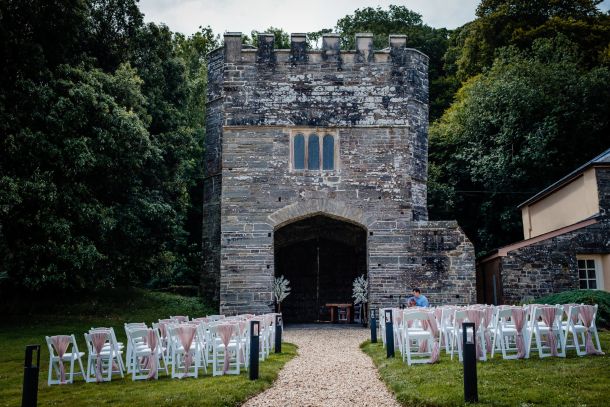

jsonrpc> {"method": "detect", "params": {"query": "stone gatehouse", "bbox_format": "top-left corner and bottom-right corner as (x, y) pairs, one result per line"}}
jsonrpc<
(202, 32), (475, 320)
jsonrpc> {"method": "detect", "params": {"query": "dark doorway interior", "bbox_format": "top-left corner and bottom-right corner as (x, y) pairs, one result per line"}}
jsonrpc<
(274, 215), (367, 323)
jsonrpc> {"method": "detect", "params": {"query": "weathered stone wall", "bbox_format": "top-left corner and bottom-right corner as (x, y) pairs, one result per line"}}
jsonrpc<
(201, 48), (224, 303)
(368, 220), (476, 309)
(203, 33), (476, 314)
(597, 167), (610, 215)
(501, 217), (610, 304)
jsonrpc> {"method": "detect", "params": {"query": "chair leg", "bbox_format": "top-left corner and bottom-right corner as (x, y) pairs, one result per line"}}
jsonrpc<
(593, 328), (603, 353)
(47, 359), (53, 386)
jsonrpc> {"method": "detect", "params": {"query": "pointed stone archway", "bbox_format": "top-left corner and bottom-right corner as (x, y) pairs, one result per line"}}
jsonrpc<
(273, 212), (367, 323)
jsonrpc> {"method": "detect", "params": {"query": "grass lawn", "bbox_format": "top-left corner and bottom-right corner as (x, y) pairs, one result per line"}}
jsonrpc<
(362, 331), (610, 407)
(0, 289), (297, 407)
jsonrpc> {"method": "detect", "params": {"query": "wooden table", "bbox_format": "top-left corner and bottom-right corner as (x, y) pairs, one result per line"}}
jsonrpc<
(325, 303), (352, 323)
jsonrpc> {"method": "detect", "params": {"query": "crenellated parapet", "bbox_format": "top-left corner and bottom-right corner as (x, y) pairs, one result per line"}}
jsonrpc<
(221, 32), (428, 66)
(209, 32), (429, 128)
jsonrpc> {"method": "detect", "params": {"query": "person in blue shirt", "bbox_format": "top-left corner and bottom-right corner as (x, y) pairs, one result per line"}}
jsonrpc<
(409, 288), (429, 307)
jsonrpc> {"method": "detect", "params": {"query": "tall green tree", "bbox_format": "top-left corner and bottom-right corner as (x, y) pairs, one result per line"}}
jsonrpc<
(1, 64), (155, 290)
(445, 0), (610, 81)
(0, 0), (217, 292)
(429, 35), (610, 253)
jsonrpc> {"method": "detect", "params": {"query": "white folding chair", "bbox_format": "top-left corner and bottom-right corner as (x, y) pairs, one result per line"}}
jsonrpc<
(526, 305), (566, 358)
(124, 323), (147, 373)
(438, 306), (455, 353)
(127, 328), (162, 380)
(562, 305), (586, 355)
(575, 304), (604, 356)
(193, 320), (209, 373)
(450, 309), (468, 361)
(168, 324), (201, 379)
(402, 311), (434, 365)
(154, 319), (174, 366)
(491, 307), (527, 359)
(84, 331), (123, 382)
(46, 334), (85, 385)
(210, 323), (241, 376)
(90, 327), (125, 373)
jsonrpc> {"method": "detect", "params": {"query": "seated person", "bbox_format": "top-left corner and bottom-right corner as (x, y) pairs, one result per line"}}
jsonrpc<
(407, 298), (417, 307)
(410, 288), (429, 307)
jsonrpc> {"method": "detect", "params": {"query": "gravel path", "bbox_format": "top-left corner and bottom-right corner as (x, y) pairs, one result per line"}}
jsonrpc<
(243, 325), (400, 407)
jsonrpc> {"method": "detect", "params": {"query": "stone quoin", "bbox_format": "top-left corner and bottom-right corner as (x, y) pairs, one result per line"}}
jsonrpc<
(202, 32), (476, 319)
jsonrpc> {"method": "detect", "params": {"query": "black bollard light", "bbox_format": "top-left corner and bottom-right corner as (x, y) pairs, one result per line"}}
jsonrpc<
(274, 314), (282, 353)
(370, 308), (378, 343)
(385, 309), (395, 358)
(249, 320), (260, 380)
(22, 344), (40, 407)
(462, 322), (478, 403)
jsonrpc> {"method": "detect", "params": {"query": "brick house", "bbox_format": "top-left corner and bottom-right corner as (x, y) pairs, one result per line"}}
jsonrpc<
(477, 148), (610, 304)
(202, 32), (476, 321)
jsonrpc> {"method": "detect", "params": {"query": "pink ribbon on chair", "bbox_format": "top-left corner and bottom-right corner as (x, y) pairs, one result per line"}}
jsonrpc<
(50, 335), (71, 383)
(578, 305), (604, 355)
(90, 331), (108, 382)
(562, 304), (579, 324)
(419, 318), (430, 353)
(238, 321), (248, 363)
(511, 308), (526, 359)
(176, 325), (197, 378)
(145, 329), (158, 379)
(192, 317), (210, 324)
(394, 312), (403, 348)
(540, 307), (558, 356)
(433, 308), (443, 324)
(481, 306), (493, 355)
(426, 313), (440, 363)
(466, 309), (483, 359)
(217, 324), (234, 374)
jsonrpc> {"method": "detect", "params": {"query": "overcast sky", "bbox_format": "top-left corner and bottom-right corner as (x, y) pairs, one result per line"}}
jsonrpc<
(138, 0), (610, 36)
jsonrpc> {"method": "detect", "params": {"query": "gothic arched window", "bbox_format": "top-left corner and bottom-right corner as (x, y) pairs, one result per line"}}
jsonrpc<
(323, 134), (334, 170)
(308, 134), (320, 170)
(293, 134), (305, 169)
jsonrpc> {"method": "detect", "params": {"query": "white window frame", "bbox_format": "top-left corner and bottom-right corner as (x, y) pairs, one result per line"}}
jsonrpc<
(289, 129), (339, 172)
(576, 255), (604, 290)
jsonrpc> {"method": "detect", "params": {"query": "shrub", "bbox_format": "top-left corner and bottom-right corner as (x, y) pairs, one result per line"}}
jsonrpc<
(533, 289), (610, 328)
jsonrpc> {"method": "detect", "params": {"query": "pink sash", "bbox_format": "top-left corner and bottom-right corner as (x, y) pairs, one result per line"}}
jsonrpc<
(90, 332), (107, 382)
(217, 324), (234, 374)
(511, 308), (526, 359)
(145, 329), (158, 379)
(176, 325), (196, 377)
(578, 305), (604, 355)
(50, 335), (71, 383)
(482, 307), (493, 353)
(426, 313), (440, 363)
(540, 307), (558, 356)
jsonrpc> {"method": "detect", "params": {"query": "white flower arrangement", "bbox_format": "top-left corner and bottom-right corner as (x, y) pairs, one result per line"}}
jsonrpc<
(352, 274), (368, 304)
(273, 275), (291, 311)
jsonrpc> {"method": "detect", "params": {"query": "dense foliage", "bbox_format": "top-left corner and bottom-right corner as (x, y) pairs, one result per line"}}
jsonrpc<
(0, 0), (218, 293)
(533, 289), (610, 328)
(430, 35), (610, 251)
(429, 0), (610, 253)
